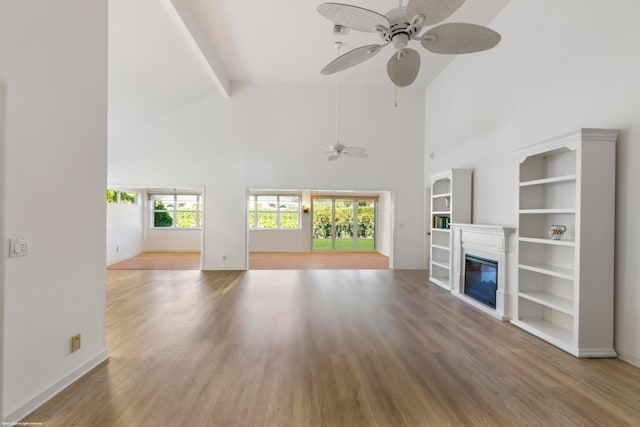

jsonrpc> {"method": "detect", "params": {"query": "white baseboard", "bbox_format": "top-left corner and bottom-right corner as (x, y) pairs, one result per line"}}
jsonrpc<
(106, 252), (141, 266)
(202, 265), (246, 271)
(617, 350), (640, 368)
(4, 350), (109, 424)
(143, 249), (201, 253)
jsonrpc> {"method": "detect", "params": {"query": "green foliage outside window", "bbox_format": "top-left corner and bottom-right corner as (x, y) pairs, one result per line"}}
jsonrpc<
(107, 189), (118, 203)
(152, 195), (201, 228)
(312, 200), (375, 239)
(248, 195), (301, 229)
(107, 189), (137, 204)
(154, 201), (174, 227)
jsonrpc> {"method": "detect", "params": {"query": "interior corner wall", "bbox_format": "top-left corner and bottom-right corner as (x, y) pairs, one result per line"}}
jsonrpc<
(423, 0), (640, 366)
(0, 1), (108, 421)
(0, 80), (7, 422)
(109, 83), (426, 270)
(106, 202), (143, 265)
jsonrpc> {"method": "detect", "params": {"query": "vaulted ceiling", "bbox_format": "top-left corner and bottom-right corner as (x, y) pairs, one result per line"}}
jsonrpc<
(108, 0), (510, 135)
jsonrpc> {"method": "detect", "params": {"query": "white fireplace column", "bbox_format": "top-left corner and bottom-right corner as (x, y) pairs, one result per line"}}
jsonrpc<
(450, 224), (516, 321)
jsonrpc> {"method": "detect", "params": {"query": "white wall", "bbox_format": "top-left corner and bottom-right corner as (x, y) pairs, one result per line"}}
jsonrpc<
(0, 80), (7, 422)
(109, 83), (426, 269)
(0, 1), (108, 421)
(144, 229), (202, 252)
(106, 202), (143, 264)
(377, 191), (392, 257)
(424, 0), (640, 366)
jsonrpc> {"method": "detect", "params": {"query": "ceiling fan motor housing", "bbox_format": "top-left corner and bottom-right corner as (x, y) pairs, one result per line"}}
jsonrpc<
(379, 7), (421, 49)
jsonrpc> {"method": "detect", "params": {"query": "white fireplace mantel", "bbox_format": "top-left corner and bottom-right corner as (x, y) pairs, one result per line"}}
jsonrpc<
(450, 223), (516, 321)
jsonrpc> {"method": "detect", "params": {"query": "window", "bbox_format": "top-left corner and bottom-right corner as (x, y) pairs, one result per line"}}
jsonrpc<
(151, 194), (202, 228)
(248, 195), (301, 229)
(107, 189), (138, 204)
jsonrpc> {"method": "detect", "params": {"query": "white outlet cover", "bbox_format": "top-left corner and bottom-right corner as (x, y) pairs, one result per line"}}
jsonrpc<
(9, 238), (28, 257)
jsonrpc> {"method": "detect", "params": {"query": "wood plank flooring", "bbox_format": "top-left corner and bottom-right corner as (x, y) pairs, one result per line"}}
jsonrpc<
(107, 252), (389, 271)
(24, 270), (640, 426)
(107, 252), (201, 270)
(250, 252), (389, 270)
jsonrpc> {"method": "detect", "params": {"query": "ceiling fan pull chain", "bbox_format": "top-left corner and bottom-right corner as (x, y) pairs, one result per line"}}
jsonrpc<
(394, 86), (398, 108)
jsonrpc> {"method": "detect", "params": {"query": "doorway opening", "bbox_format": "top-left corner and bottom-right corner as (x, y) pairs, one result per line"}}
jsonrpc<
(247, 189), (393, 269)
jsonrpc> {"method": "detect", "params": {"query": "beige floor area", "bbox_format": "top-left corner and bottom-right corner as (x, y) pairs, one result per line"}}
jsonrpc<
(107, 251), (390, 270)
(249, 251), (389, 270)
(24, 269), (640, 426)
(107, 252), (201, 270)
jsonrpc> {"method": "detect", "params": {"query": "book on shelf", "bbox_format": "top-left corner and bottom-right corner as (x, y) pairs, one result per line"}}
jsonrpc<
(432, 215), (450, 229)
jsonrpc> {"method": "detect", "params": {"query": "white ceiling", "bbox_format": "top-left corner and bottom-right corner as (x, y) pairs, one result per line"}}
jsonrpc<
(182, 0), (510, 86)
(108, 0), (510, 134)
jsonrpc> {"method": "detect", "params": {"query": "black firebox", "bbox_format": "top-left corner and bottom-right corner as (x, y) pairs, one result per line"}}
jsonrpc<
(464, 255), (498, 308)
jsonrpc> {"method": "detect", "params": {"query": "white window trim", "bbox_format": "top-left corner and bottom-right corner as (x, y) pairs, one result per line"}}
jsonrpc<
(248, 194), (302, 230)
(151, 194), (202, 229)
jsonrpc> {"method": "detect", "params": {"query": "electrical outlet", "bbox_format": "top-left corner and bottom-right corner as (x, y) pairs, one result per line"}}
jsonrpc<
(71, 334), (81, 353)
(9, 238), (28, 257)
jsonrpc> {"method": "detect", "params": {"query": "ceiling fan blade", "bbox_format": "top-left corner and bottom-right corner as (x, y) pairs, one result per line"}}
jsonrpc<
(317, 3), (390, 33)
(387, 48), (421, 87)
(406, 0), (465, 26)
(321, 44), (384, 75)
(421, 23), (501, 54)
(343, 146), (367, 152)
(343, 151), (368, 158)
(328, 153), (340, 161)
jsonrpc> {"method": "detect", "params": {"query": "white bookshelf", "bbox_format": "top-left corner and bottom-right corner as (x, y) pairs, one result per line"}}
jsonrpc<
(511, 129), (617, 358)
(429, 169), (472, 291)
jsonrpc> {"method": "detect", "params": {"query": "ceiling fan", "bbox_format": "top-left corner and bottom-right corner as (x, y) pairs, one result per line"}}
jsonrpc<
(317, 0), (501, 87)
(322, 42), (368, 161)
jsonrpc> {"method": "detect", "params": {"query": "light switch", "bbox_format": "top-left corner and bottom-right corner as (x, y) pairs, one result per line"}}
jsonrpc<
(9, 238), (28, 257)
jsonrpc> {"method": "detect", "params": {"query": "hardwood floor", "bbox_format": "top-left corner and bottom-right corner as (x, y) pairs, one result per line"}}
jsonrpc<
(24, 269), (640, 426)
(107, 252), (389, 271)
(250, 252), (389, 270)
(107, 252), (201, 270)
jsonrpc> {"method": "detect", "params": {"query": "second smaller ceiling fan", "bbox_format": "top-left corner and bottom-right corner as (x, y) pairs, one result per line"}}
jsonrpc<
(321, 42), (368, 161)
(317, 0), (501, 87)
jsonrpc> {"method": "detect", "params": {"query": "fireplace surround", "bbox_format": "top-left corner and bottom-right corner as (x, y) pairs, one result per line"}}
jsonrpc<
(450, 223), (516, 320)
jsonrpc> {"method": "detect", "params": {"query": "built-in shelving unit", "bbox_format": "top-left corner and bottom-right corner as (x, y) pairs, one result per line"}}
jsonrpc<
(511, 128), (617, 358)
(429, 169), (472, 291)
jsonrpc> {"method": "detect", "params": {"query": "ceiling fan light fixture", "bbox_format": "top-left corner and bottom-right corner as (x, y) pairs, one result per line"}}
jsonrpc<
(392, 33), (410, 50)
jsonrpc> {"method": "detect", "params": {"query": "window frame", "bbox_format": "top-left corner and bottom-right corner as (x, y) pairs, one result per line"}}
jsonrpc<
(248, 194), (302, 230)
(107, 189), (138, 205)
(150, 193), (202, 229)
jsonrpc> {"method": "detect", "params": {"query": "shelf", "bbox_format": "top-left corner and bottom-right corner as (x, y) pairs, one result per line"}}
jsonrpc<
(431, 228), (450, 233)
(519, 208), (576, 214)
(518, 292), (574, 315)
(518, 237), (575, 247)
(518, 263), (574, 280)
(432, 192), (451, 199)
(431, 260), (450, 270)
(511, 318), (573, 348)
(519, 175), (576, 187)
(430, 276), (451, 290)
(431, 244), (450, 252)
(432, 211), (451, 215)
